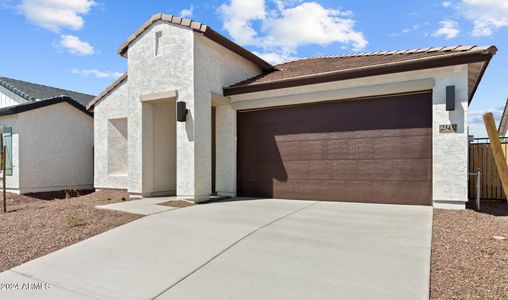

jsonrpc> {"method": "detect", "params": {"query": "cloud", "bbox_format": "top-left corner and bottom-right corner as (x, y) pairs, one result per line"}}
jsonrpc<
(468, 107), (504, 124)
(442, 1), (452, 8)
(219, 0), (367, 64)
(390, 23), (430, 37)
(59, 35), (94, 55)
(71, 69), (123, 79)
(219, 0), (266, 45)
(252, 51), (298, 64)
(179, 5), (193, 18)
(458, 0), (508, 36)
(17, 0), (95, 32)
(467, 106), (504, 137)
(432, 20), (460, 39)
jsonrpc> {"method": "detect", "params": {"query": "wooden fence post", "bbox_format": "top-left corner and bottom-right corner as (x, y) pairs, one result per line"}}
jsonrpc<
(483, 112), (508, 202)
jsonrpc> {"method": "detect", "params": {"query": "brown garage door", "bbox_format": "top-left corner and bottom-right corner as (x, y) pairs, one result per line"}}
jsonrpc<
(237, 92), (432, 205)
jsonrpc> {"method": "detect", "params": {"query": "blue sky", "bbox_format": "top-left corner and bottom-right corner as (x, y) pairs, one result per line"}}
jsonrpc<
(0, 0), (506, 136)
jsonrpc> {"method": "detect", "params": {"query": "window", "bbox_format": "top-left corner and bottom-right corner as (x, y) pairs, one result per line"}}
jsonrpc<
(108, 118), (128, 175)
(155, 31), (162, 56)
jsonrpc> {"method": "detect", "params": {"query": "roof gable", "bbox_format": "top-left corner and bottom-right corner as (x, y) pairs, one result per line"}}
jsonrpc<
(117, 13), (272, 71)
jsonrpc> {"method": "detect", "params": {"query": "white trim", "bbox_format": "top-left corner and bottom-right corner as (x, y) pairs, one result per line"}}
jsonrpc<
(211, 92), (230, 106)
(231, 78), (435, 110)
(140, 90), (178, 102)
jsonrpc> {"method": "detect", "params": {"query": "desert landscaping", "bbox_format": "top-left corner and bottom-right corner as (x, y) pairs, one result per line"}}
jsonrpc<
(431, 201), (508, 299)
(0, 190), (141, 272)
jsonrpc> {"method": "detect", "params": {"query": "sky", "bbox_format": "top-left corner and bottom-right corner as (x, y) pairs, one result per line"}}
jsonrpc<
(0, 0), (506, 137)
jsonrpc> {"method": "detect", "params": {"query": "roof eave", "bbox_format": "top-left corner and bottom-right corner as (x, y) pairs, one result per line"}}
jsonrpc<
(223, 47), (497, 96)
(0, 96), (93, 118)
(467, 56), (493, 105)
(116, 13), (272, 71)
(86, 73), (128, 111)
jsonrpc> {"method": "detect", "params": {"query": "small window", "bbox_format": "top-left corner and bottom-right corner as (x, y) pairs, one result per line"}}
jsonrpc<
(155, 31), (162, 56)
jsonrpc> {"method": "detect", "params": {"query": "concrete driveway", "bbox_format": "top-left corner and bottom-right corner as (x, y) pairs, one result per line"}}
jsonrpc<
(0, 198), (432, 300)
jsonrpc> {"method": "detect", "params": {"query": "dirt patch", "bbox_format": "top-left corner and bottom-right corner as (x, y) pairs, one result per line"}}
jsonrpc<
(431, 200), (508, 299)
(0, 190), (141, 272)
(158, 200), (195, 208)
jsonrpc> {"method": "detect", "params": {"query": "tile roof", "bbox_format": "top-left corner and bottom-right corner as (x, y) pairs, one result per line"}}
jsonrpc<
(117, 13), (272, 71)
(0, 76), (95, 107)
(224, 45), (497, 96)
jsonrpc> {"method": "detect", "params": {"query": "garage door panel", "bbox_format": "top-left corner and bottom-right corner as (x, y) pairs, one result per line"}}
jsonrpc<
(351, 134), (432, 160)
(238, 126), (432, 143)
(281, 159), (432, 181)
(274, 180), (431, 205)
(273, 134), (431, 161)
(237, 92), (432, 205)
(238, 179), (431, 205)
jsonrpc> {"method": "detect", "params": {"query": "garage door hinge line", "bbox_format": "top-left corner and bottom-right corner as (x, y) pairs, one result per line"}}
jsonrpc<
(151, 201), (319, 299)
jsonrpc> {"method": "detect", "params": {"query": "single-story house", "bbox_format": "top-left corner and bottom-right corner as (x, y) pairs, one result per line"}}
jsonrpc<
(87, 13), (496, 209)
(0, 76), (94, 194)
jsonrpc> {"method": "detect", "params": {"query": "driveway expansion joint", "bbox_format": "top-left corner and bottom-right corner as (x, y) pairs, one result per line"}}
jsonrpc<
(151, 200), (319, 299)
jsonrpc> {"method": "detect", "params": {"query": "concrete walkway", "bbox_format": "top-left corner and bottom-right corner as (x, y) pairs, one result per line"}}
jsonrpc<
(0, 199), (433, 300)
(96, 196), (180, 215)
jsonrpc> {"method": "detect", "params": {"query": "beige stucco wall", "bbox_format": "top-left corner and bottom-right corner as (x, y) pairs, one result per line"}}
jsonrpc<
(0, 114), (20, 192)
(123, 21), (261, 200)
(193, 34), (262, 197)
(127, 21), (194, 197)
(18, 102), (93, 193)
(229, 65), (470, 209)
(94, 79), (129, 190)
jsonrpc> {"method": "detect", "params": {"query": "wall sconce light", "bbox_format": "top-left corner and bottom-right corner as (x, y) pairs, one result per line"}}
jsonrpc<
(177, 101), (187, 122)
(446, 85), (455, 111)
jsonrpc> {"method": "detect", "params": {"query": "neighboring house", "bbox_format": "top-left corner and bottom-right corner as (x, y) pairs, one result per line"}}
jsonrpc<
(497, 98), (508, 136)
(87, 13), (496, 209)
(0, 77), (94, 194)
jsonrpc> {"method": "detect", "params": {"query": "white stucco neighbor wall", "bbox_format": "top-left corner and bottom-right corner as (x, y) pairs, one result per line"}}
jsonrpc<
(18, 102), (93, 193)
(127, 21), (194, 197)
(193, 34), (262, 197)
(229, 65), (470, 208)
(0, 115), (20, 192)
(94, 80), (129, 189)
(0, 86), (27, 108)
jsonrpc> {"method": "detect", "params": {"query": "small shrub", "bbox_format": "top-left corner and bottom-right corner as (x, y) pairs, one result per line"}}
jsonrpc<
(66, 211), (81, 227)
(66, 185), (81, 199)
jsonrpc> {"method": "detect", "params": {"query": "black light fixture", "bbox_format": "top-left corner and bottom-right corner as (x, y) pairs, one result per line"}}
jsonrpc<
(446, 85), (455, 111)
(177, 101), (187, 122)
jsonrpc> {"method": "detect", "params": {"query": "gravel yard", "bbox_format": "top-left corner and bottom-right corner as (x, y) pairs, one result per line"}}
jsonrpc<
(0, 190), (141, 272)
(431, 200), (508, 299)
